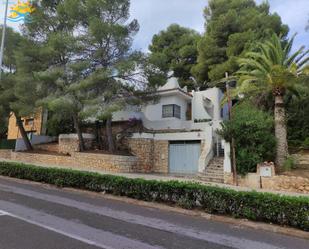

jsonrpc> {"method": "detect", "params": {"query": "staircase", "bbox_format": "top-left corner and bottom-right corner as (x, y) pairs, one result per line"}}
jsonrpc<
(199, 157), (224, 183)
(295, 152), (309, 169)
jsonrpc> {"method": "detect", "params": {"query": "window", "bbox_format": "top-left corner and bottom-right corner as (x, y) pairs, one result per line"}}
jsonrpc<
(162, 104), (181, 119)
(25, 118), (34, 126)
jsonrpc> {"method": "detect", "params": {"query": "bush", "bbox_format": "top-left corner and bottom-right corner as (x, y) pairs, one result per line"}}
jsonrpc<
(283, 156), (297, 171)
(302, 138), (309, 149)
(0, 139), (16, 149)
(287, 88), (309, 150)
(0, 161), (308, 231)
(218, 102), (276, 175)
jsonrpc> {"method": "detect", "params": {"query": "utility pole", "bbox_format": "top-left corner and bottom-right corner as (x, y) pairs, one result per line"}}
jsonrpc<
(0, 0), (9, 80)
(225, 72), (238, 186)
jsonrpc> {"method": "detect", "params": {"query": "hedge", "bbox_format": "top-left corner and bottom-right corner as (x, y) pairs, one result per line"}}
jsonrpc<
(0, 161), (308, 231)
(0, 139), (16, 149)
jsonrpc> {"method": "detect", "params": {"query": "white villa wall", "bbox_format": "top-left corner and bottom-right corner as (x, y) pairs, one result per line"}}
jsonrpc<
(192, 88), (223, 121)
(131, 131), (208, 141)
(142, 95), (189, 121)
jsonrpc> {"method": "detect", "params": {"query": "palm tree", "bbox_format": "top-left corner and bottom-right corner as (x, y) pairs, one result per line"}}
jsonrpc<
(235, 34), (309, 169)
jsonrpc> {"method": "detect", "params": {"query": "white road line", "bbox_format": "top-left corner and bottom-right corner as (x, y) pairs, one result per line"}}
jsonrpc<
(0, 183), (286, 249)
(0, 210), (9, 216)
(0, 201), (163, 249)
(5, 211), (113, 249)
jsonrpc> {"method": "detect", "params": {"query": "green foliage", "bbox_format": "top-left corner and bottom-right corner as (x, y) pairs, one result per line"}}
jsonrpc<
(0, 161), (308, 230)
(193, 0), (289, 83)
(236, 34), (309, 97)
(283, 156), (297, 171)
(149, 24), (201, 89)
(46, 112), (74, 136)
(0, 139), (16, 149)
(302, 138), (309, 149)
(218, 102), (276, 174)
(286, 84), (309, 149)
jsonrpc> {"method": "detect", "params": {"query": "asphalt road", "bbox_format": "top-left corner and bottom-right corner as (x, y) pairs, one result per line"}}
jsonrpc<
(0, 177), (307, 249)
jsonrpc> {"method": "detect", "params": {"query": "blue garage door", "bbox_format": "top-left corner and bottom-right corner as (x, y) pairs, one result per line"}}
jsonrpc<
(169, 141), (201, 174)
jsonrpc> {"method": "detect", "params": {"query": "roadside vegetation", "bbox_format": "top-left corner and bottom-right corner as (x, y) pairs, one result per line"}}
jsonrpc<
(218, 102), (276, 175)
(0, 161), (308, 231)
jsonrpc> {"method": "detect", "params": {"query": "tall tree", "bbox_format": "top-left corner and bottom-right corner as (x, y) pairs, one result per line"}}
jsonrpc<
(22, 0), (91, 151)
(235, 34), (309, 168)
(25, 0), (152, 152)
(75, 0), (154, 152)
(192, 0), (289, 84)
(149, 24), (201, 89)
(0, 27), (41, 150)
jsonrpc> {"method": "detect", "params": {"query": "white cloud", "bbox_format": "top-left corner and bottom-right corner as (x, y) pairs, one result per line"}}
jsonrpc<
(130, 0), (206, 51)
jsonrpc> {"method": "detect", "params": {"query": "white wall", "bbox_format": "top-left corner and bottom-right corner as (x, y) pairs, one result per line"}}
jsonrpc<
(131, 131), (207, 141)
(192, 88), (223, 121)
(143, 95), (189, 121)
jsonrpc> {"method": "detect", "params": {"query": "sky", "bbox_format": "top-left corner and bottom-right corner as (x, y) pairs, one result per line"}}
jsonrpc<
(1, 0), (308, 52)
(130, 0), (309, 51)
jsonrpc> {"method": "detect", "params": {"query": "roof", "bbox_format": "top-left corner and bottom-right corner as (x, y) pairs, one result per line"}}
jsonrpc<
(157, 77), (192, 99)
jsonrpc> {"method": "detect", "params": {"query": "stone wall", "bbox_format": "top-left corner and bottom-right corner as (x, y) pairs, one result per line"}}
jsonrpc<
(262, 175), (309, 194)
(153, 140), (169, 173)
(34, 143), (59, 153)
(126, 138), (169, 173)
(224, 172), (309, 194)
(8, 151), (138, 173)
(59, 134), (95, 155)
(73, 152), (137, 173)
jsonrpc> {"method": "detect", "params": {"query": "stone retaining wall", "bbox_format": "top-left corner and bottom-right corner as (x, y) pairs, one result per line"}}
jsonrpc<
(3, 150), (138, 173)
(262, 175), (309, 194)
(59, 134), (95, 154)
(126, 138), (169, 173)
(34, 143), (59, 153)
(224, 172), (309, 194)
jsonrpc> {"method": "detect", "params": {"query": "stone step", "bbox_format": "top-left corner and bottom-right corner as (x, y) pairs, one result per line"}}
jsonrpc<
(202, 171), (224, 175)
(207, 166), (223, 169)
(198, 176), (224, 183)
(205, 168), (223, 171)
(206, 167), (223, 170)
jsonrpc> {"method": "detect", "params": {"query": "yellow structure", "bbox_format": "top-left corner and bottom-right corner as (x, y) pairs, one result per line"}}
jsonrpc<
(7, 109), (48, 140)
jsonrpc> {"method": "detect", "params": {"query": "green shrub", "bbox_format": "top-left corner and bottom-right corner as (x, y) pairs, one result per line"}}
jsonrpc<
(302, 138), (309, 149)
(283, 156), (297, 171)
(0, 161), (308, 231)
(0, 139), (16, 149)
(218, 102), (276, 175)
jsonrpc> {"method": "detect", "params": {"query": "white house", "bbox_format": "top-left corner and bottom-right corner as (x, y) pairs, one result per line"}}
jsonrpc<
(113, 77), (231, 179)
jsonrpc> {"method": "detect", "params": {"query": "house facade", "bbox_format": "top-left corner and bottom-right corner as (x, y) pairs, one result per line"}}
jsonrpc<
(113, 77), (229, 177)
(7, 109), (48, 140)
(7, 77), (230, 180)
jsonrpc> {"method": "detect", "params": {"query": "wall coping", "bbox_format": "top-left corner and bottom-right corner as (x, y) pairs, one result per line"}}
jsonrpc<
(72, 152), (138, 160)
(59, 133), (95, 139)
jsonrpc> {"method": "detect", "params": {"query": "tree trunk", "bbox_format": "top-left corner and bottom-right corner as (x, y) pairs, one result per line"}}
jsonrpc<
(72, 114), (85, 152)
(106, 117), (115, 153)
(274, 95), (288, 169)
(15, 115), (33, 151)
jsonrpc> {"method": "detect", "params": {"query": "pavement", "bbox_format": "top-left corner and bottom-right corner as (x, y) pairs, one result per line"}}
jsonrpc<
(0, 176), (308, 249)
